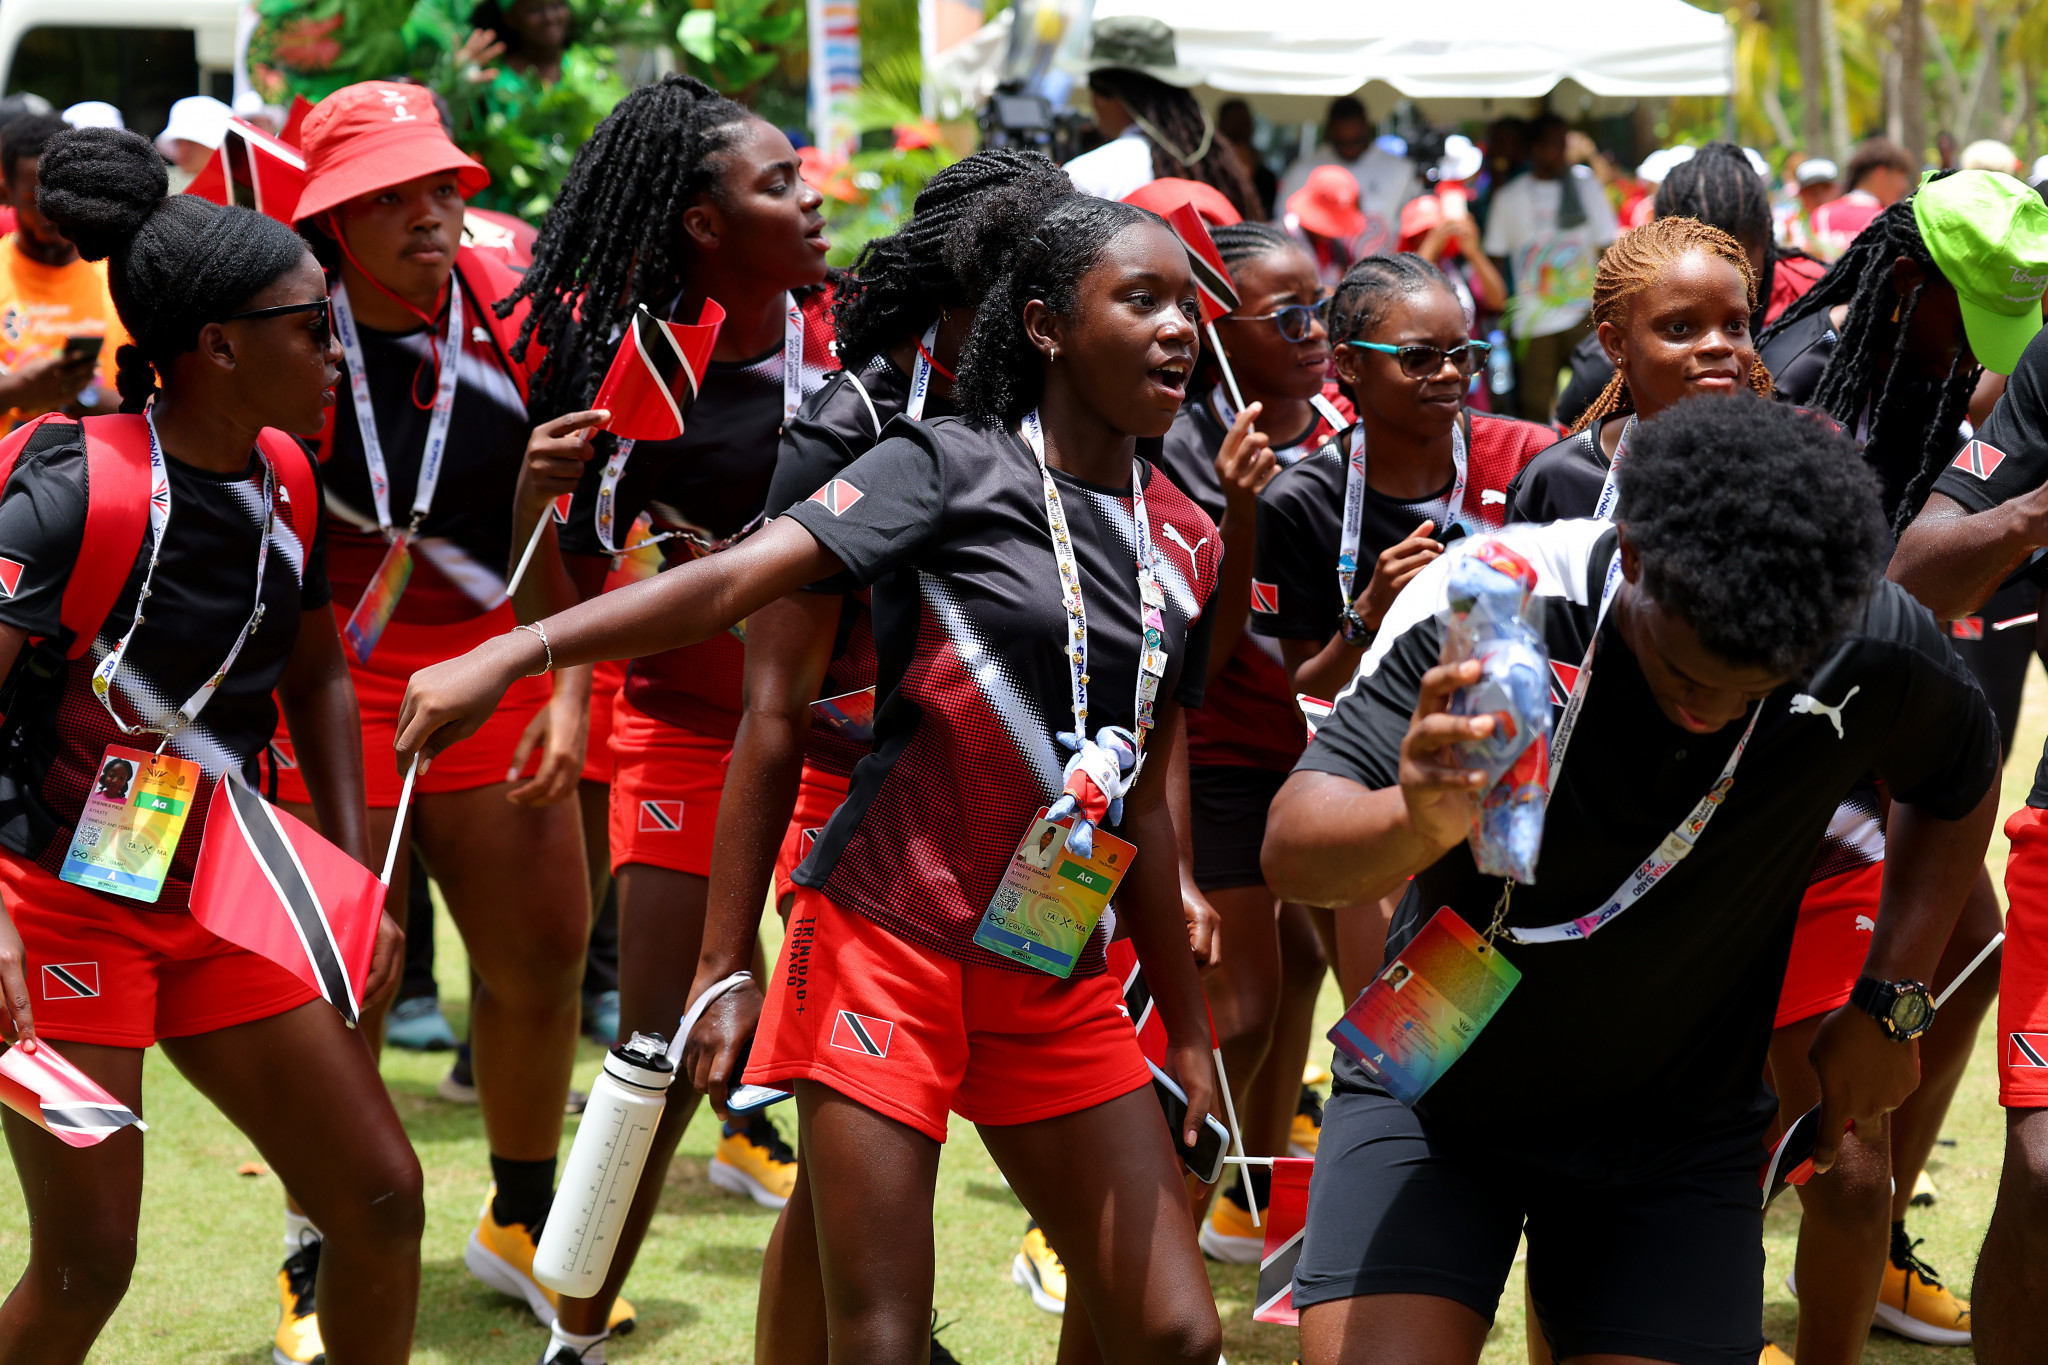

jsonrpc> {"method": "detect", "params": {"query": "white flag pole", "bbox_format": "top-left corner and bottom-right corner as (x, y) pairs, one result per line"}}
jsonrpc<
(1206, 321), (1247, 413)
(379, 754), (419, 887)
(1211, 1045), (1259, 1227)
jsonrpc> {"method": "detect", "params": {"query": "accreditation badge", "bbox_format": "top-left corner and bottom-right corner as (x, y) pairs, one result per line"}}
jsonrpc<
(974, 807), (1134, 978)
(342, 536), (413, 665)
(59, 746), (203, 902)
(1328, 906), (1520, 1105)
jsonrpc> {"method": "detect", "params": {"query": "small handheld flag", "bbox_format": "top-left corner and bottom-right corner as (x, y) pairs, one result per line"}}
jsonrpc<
(1163, 201), (1249, 412)
(1251, 1158), (1314, 1324)
(184, 120), (307, 223)
(594, 300), (726, 442)
(0, 1040), (148, 1148)
(189, 776), (385, 1026)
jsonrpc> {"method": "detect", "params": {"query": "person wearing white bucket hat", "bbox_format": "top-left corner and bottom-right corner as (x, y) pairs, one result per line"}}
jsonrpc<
(59, 101), (123, 131)
(154, 96), (233, 193)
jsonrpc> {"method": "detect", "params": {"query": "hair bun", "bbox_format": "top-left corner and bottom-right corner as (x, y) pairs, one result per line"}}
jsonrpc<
(36, 126), (169, 263)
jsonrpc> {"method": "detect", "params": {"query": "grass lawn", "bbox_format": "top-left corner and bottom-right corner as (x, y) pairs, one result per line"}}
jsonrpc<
(3, 665), (2039, 1364)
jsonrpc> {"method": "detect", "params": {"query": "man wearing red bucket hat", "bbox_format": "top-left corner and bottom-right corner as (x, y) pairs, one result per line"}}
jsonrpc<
(262, 80), (616, 1363)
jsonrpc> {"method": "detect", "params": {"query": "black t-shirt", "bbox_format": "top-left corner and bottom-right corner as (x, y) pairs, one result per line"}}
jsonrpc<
(1503, 421), (1612, 525)
(762, 356), (955, 778)
(1553, 331), (1615, 431)
(0, 421), (331, 909)
(1759, 309), (1836, 408)
(783, 415), (1218, 972)
(558, 290), (837, 738)
(1299, 520), (1996, 1180)
(321, 265), (530, 625)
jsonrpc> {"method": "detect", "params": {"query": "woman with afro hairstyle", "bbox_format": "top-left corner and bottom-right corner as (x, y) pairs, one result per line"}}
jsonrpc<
(1151, 219), (1351, 1267)
(0, 127), (421, 1364)
(494, 72), (839, 1360)
(1250, 252), (1553, 1003)
(400, 192), (1229, 1365)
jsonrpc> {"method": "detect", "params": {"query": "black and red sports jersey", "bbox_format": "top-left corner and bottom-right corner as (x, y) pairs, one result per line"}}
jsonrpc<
(782, 416), (1218, 974)
(559, 288), (837, 739)
(765, 356), (957, 778)
(320, 263), (530, 626)
(1250, 410), (1553, 647)
(0, 422), (329, 909)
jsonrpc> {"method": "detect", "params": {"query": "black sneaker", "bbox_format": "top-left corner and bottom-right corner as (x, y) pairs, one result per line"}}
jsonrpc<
(930, 1313), (963, 1364)
(272, 1239), (325, 1364)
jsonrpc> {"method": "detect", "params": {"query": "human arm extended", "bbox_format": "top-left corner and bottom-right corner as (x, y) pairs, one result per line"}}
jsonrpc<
(1889, 489), (2048, 620)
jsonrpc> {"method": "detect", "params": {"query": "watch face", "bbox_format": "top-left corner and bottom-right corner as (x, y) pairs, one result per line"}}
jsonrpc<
(1891, 992), (1934, 1036)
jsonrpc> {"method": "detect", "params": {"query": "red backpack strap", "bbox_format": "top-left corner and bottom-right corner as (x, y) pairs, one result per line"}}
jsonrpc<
(255, 429), (319, 547)
(66, 415), (154, 659)
(458, 246), (533, 404)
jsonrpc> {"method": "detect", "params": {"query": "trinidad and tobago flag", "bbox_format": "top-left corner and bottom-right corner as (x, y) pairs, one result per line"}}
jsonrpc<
(1251, 1157), (1314, 1324)
(1163, 201), (1242, 324)
(1296, 693), (1334, 738)
(0, 1040), (147, 1148)
(594, 299), (726, 442)
(1107, 939), (1220, 1066)
(184, 119), (307, 223)
(1950, 439), (2008, 480)
(189, 776), (385, 1026)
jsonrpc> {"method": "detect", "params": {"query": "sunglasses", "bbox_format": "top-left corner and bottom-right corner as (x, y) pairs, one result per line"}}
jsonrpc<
(223, 297), (334, 347)
(1346, 339), (1493, 379)
(1221, 297), (1331, 343)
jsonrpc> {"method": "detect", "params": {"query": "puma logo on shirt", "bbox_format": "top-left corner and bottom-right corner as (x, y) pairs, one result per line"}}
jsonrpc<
(1161, 522), (1209, 574)
(1789, 685), (1860, 739)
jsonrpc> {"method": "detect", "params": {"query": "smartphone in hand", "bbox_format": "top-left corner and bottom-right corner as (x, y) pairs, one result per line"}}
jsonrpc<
(1149, 1058), (1231, 1184)
(61, 336), (103, 368)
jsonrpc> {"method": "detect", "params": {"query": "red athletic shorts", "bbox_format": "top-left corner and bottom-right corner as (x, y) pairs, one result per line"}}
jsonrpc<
(274, 603), (550, 808)
(582, 661), (629, 786)
(607, 699), (728, 877)
(772, 767), (852, 904)
(0, 850), (316, 1048)
(745, 886), (1152, 1142)
(1775, 862), (1883, 1028)
(1999, 807), (2048, 1107)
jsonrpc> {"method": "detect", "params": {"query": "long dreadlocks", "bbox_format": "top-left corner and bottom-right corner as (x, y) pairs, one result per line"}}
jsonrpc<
(498, 74), (767, 418)
(1572, 217), (1774, 433)
(831, 148), (1071, 374)
(1088, 67), (1260, 223)
(1757, 174), (1977, 529)
(1654, 142), (1777, 330)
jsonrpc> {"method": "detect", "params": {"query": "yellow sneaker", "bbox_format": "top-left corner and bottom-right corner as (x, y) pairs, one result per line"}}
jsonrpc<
(463, 1185), (636, 1334)
(1198, 1167), (1267, 1264)
(1873, 1228), (1970, 1346)
(1760, 1345), (1795, 1365)
(1910, 1169), (1939, 1207)
(709, 1113), (797, 1209)
(1290, 1085), (1324, 1158)
(273, 1241), (324, 1365)
(1010, 1221), (1067, 1314)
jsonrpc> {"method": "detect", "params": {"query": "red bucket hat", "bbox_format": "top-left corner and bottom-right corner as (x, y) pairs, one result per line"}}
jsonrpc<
(1287, 165), (1366, 242)
(292, 81), (488, 224)
(1123, 177), (1241, 227)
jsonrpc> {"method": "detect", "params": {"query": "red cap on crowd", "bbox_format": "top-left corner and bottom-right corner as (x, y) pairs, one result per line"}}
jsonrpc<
(1287, 165), (1366, 241)
(1123, 177), (1241, 226)
(1398, 193), (1444, 254)
(292, 81), (488, 224)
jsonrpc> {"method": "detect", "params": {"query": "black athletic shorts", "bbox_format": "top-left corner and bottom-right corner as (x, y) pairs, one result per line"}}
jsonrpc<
(1294, 1082), (1765, 1365)
(1189, 764), (1289, 891)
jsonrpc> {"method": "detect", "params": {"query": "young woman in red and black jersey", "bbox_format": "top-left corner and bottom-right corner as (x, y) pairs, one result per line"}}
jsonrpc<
(1150, 219), (1351, 1263)
(278, 81), (605, 1345)
(0, 128), (420, 1364)
(492, 75), (834, 1354)
(403, 193), (1227, 1365)
(1250, 253), (1553, 1000)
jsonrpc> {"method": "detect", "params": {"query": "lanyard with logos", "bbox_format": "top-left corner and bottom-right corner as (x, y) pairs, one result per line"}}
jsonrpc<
(1207, 388), (1342, 467)
(1336, 419), (1468, 611)
(595, 294), (804, 556)
(905, 321), (937, 422)
(1589, 415), (1637, 522)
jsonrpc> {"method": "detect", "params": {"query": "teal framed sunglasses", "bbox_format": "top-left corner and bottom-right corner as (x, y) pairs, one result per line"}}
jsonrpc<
(1345, 338), (1493, 379)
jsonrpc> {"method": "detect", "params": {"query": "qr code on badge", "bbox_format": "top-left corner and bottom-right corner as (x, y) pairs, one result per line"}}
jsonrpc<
(76, 826), (102, 849)
(989, 885), (1022, 919)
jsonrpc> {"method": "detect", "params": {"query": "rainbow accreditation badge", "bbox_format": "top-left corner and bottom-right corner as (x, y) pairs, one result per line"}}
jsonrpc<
(975, 807), (1134, 978)
(59, 746), (202, 903)
(342, 536), (414, 665)
(1329, 906), (1521, 1105)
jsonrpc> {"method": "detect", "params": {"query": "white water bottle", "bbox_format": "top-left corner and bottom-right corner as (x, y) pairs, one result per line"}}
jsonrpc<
(532, 1032), (674, 1296)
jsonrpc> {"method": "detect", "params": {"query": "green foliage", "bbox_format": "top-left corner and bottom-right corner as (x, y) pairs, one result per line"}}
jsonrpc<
(663, 0), (804, 93)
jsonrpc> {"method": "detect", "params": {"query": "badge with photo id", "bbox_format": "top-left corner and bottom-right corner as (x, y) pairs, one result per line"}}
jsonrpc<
(59, 746), (202, 903)
(974, 807), (1134, 978)
(342, 536), (413, 665)
(1328, 906), (1520, 1105)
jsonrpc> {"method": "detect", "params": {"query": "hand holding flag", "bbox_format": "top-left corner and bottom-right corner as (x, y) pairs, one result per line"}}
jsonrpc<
(0, 1039), (147, 1148)
(593, 301), (726, 442)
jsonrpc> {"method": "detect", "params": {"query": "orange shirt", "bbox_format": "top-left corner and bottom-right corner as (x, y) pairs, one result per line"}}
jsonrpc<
(0, 234), (128, 427)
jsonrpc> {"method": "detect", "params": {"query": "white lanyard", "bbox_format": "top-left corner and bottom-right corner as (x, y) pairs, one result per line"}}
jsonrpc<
(1507, 542), (1761, 943)
(595, 296), (804, 555)
(332, 280), (462, 540)
(1210, 389), (1340, 469)
(91, 410), (277, 748)
(1336, 419), (1468, 609)
(1589, 415), (1637, 522)
(905, 321), (937, 422)
(1018, 410), (1168, 764)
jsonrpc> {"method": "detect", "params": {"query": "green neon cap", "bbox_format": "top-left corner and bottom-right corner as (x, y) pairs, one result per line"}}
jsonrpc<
(1913, 170), (2048, 374)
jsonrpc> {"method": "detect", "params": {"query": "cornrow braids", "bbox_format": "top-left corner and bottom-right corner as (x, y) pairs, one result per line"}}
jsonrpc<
(1757, 177), (1979, 528)
(499, 74), (756, 418)
(1571, 216), (1771, 433)
(1088, 67), (1261, 223)
(832, 148), (1071, 374)
(35, 127), (308, 412)
(1211, 221), (1297, 269)
(1326, 252), (1448, 350)
(1653, 142), (1776, 324)
(953, 194), (1163, 422)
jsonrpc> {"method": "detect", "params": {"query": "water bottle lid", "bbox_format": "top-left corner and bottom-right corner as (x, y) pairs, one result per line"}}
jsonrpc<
(604, 1032), (676, 1091)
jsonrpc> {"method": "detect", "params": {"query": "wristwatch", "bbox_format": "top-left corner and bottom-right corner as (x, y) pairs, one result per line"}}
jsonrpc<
(1338, 606), (1377, 648)
(1849, 976), (1937, 1041)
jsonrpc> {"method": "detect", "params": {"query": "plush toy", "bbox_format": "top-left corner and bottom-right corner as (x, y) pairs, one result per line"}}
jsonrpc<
(1044, 725), (1140, 859)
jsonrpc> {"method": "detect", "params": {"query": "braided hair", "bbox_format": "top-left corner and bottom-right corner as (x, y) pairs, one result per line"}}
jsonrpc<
(1191, 222), (1313, 394)
(1318, 253), (1454, 410)
(500, 74), (764, 418)
(1087, 68), (1260, 223)
(35, 127), (308, 413)
(1653, 142), (1778, 326)
(953, 194), (1167, 422)
(1572, 217), (1773, 433)
(831, 148), (1071, 374)
(1757, 182), (1976, 529)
